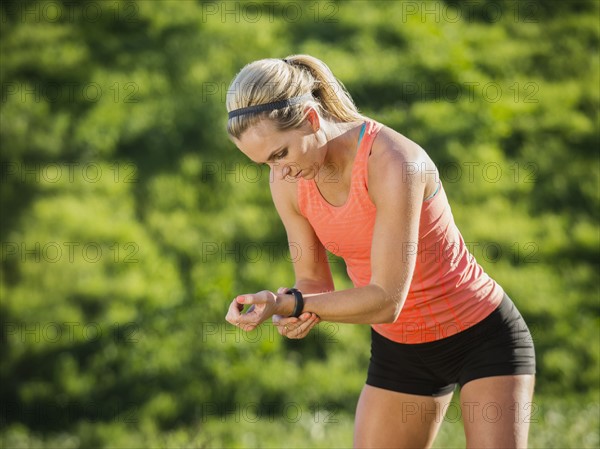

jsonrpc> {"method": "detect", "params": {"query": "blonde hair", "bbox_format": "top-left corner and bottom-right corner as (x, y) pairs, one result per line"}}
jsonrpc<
(226, 54), (364, 139)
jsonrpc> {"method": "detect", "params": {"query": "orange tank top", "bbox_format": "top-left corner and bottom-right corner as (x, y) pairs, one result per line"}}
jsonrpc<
(297, 120), (504, 344)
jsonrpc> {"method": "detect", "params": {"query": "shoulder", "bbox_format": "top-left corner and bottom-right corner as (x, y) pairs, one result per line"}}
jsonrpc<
(369, 125), (432, 176)
(367, 125), (438, 204)
(269, 169), (302, 216)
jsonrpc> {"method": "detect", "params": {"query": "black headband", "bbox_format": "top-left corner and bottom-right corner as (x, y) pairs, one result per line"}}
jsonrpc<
(228, 93), (312, 120)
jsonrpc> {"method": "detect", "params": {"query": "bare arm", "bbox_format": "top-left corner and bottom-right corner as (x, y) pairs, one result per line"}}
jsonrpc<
(269, 169), (335, 294)
(275, 132), (425, 323)
(230, 130), (430, 329)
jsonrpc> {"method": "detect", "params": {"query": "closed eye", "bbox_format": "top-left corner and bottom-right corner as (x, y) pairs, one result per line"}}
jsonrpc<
(274, 149), (288, 160)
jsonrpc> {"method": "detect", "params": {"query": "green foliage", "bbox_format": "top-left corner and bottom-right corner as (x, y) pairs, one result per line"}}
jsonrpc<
(1, 0), (598, 447)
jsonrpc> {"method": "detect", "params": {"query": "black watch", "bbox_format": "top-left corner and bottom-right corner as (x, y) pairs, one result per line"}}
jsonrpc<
(285, 288), (304, 318)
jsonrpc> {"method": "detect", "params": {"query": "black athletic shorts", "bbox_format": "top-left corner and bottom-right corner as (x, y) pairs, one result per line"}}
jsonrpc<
(366, 293), (536, 397)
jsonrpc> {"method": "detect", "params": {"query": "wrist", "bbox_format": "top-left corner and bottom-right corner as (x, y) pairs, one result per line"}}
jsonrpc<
(286, 288), (305, 318)
(275, 292), (295, 316)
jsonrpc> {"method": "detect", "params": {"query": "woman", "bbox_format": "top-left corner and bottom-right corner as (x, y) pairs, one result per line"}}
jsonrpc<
(224, 55), (536, 448)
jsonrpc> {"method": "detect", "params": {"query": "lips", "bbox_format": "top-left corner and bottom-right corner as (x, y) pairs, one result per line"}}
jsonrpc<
(284, 168), (304, 179)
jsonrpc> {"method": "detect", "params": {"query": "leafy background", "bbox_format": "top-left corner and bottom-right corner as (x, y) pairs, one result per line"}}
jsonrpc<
(0, 0), (598, 447)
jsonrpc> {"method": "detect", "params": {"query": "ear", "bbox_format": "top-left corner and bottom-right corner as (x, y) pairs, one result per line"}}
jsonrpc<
(305, 107), (321, 133)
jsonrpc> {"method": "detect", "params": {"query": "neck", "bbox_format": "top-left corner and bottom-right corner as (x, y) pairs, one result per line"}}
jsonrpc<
(321, 119), (365, 170)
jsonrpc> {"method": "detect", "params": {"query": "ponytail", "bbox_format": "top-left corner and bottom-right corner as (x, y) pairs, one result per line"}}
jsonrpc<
(226, 55), (364, 139)
(285, 54), (363, 123)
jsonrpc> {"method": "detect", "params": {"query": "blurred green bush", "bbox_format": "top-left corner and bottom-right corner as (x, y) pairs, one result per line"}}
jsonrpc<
(1, 0), (598, 447)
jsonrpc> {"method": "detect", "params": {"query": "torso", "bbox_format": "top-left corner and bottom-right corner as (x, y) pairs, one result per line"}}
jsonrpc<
(313, 155), (354, 207)
(312, 124), (439, 208)
(293, 119), (505, 344)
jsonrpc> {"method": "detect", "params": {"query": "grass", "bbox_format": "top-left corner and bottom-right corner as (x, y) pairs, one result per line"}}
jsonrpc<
(2, 392), (597, 448)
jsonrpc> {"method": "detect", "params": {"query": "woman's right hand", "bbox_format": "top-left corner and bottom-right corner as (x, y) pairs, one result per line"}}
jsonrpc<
(272, 287), (321, 339)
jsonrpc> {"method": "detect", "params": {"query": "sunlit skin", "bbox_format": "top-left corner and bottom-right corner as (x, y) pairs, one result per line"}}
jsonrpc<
(228, 107), (441, 336)
(231, 107), (366, 337)
(232, 108), (363, 185)
(227, 108), (535, 448)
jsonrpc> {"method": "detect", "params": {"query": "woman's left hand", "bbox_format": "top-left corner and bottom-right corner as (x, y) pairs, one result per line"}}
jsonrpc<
(225, 290), (277, 331)
(273, 312), (321, 339)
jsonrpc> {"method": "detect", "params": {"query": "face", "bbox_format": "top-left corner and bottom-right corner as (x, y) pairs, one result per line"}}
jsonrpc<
(232, 109), (326, 181)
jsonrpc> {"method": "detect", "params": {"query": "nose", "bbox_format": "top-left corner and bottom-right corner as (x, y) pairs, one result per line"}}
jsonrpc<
(281, 165), (291, 178)
(271, 163), (301, 180)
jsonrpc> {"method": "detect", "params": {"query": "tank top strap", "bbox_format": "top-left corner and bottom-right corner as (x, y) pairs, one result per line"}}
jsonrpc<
(297, 168), (309, 217)
(352, 120), (384, 199)
(297, 120), (383, 217)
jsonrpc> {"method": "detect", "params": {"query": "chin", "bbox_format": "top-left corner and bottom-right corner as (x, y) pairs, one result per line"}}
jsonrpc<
(301, 166), (318, 180)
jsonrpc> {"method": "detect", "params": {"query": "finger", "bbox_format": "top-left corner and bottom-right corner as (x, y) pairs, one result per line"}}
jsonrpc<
(297, 316), (321, 338)
(236, 291), (273, 306)
(273, 314), (296, 329)
(272, 315), (304, 337)
(289, 327), (303, 339)
(308, 316), (320, 329)
(293, 317), (318, 338)
(237, 318), (258, 332)
(277, 287), (288, 294)
(225, 299), (243, 325)
(279, 322), (294, 337)
(305, 313), (321, 324)
(275, 316), (299, 327)
(293, 313), (318, 329)
(283, 317), (306, 334)
(299, 312), (317, 321)
(236, 312), (260, 330)
(286, 319), (309, 339)
(239, 323), (257, 332)
(236, 294), (257, 305)
(237, 295), (277, 330)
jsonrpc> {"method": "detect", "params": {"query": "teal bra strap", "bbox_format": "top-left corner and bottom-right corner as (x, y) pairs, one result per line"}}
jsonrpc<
(357, 122), (367, 147)
(423, 181), (440, 202)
